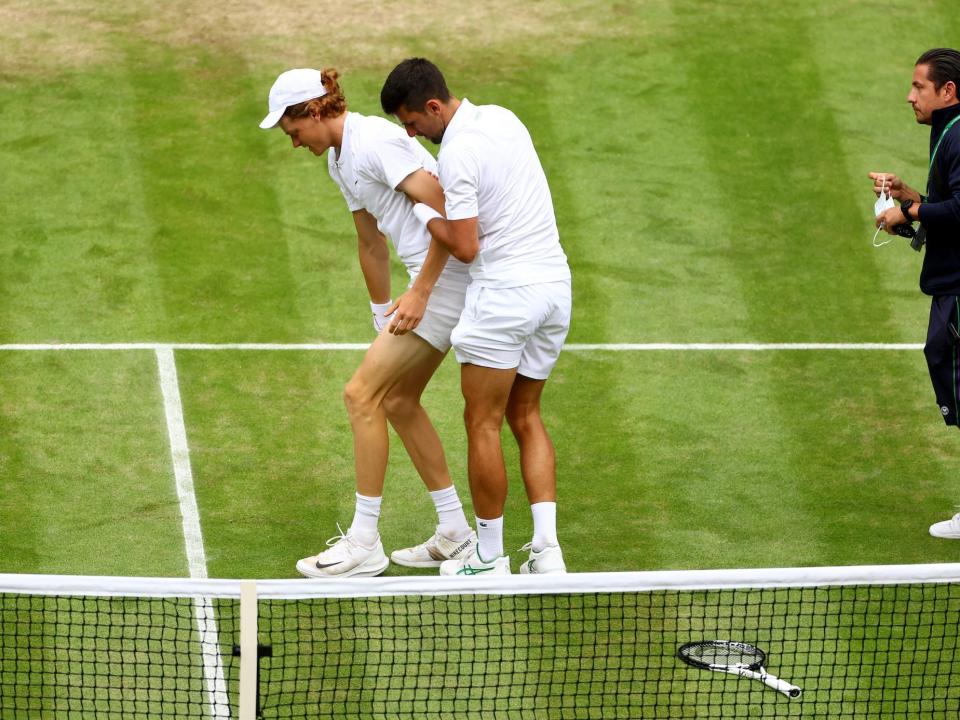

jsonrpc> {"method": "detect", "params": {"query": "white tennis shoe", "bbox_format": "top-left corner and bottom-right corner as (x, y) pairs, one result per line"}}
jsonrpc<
(296, 525), (389, 578)
(929, 512), (960, 539)
(390, 529), (478, 568)
(439, 547), (511, 576)
(518, 543), (567, 574)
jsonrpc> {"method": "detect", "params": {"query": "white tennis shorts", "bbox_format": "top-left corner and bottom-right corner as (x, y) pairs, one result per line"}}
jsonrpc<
(451, 280), (572, 379)
(412, 280), (468, 353)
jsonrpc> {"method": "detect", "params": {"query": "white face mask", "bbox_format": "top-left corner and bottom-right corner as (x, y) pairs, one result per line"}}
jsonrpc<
(873, 175), (895, 247)
(874, 191), (895, 217)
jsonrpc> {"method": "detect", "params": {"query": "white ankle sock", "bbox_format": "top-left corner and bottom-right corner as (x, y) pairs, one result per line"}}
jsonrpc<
(429, 486), (471, 539)
(530, 501), (558, 552)
(476, 516), (504, 560)
(349, 493), (381, 546)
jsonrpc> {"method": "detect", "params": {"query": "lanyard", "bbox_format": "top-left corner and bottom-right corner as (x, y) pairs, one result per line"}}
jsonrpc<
(927, 114), (960, 194)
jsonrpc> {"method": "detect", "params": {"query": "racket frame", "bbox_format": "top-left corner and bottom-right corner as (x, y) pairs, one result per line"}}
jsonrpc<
(678, 640), (802, 699)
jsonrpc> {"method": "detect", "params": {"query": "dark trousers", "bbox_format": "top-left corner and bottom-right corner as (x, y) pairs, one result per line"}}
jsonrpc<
(924, 295), (960, 427)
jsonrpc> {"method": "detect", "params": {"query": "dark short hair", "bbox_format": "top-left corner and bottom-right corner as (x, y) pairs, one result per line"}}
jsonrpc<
(380, 58), (451, 114)
(916, 48), (960, 90)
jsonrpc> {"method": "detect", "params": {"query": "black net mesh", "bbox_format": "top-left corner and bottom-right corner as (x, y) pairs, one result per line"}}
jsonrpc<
(0, 594), (238, 719)
(257, 583), (960, 719)
(2, 581), (959, 719)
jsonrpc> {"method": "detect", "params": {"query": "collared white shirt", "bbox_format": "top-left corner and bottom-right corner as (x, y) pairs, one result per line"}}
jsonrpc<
(438, 99), (570, 288)
(329, 112), (469, 285)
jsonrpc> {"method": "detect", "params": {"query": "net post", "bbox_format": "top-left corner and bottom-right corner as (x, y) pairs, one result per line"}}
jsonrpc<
(239, 580), (258, 720)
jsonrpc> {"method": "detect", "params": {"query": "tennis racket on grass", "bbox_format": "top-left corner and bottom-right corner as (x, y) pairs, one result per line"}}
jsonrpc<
(678, 640), (802, 699)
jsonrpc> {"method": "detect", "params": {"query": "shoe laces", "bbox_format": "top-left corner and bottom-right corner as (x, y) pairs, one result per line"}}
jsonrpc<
(457, 546), (486, 566)
(400, 531), (441, 555)
(520, 542), (560, 558)
(520, 542), (554, 553)
(324, 523), (352, 548)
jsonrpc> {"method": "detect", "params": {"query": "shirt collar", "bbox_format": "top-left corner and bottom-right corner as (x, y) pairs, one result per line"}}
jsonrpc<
(930, 103), (960, 147)
(440, 98), (475, 150)
(334, 111), (355, 169)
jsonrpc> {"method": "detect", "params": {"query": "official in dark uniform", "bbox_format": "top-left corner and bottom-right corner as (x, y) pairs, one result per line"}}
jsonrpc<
(870, 48), (960, 538)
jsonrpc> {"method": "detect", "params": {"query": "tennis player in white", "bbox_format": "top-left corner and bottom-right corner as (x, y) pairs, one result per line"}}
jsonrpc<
(260, 67), (476, 578)
(381, 59), (572, 576)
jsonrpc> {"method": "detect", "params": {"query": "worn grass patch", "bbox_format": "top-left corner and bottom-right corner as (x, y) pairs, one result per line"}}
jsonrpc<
(3, 0), (640, 78)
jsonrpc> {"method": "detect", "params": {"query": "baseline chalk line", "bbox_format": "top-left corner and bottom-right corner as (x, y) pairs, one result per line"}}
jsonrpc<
(0, 342), (926, 352)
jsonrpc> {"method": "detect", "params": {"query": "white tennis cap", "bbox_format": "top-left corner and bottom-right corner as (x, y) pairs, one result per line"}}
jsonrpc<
(259, 68), (328, 129)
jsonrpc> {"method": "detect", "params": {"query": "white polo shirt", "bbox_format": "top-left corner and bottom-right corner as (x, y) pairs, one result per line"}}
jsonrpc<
(329, 112), (469, 287)
(438, 99), (570, 288)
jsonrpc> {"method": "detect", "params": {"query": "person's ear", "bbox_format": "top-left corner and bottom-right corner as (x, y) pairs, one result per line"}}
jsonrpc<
(945, 81), (958, 102)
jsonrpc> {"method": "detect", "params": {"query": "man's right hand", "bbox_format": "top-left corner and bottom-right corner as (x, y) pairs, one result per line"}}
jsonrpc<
(868, 172), (921, 202)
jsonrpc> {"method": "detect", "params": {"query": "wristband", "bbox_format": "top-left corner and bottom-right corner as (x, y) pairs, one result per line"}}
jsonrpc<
(412, 203), (442, 227)
(370, 300), (393, 333)
(370, 300), (393, 315)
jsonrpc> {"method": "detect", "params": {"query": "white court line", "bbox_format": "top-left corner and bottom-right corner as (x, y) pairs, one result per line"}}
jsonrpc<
(156, 347), (210, 578)
(0, 343), (368, 351)
(566, 342), (924, 351)
(155, 348), (231, 718)
(0, 342), (926, 351)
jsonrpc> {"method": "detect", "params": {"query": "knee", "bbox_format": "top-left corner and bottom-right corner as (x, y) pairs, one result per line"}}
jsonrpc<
(505, 405), (540, 438)
(924, 338), (944, 363)
(382, 388), (418, 422)
(343, 378), (374, 417)
(464, 403), (504, 436)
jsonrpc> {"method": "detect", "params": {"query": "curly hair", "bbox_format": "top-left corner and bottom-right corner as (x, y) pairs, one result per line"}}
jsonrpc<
(284, 68), (347, 120)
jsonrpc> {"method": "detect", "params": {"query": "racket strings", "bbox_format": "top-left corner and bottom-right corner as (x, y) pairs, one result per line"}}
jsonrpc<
(686, 642), (763, 668)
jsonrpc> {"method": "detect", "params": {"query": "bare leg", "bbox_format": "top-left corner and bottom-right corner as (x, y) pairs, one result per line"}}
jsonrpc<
(382, 346), (453, 492)
(505, 374), (556, 503)
(459, 363), (518, 518)
(343, 331), (446, 497)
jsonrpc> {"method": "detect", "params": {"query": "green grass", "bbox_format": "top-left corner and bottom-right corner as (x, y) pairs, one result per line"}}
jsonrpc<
(3, 0), (960, 717)
(0, 351), (186, 575)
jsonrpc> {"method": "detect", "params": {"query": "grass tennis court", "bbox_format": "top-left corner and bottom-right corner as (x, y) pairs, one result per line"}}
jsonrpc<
(2, 1), (960, 716)
(3, 0), (959, 579)
(2, 346), (959, 578)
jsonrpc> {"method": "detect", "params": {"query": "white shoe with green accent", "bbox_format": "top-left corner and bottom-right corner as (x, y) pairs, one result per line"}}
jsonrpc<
(296, 525), (389, 578)
(439, 547), (511, 576)
(391, 529), (478, 568)
(518, 543), (567, 574)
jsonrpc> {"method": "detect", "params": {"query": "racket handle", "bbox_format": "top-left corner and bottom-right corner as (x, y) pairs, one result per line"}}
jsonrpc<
(761, 672), (802, 699)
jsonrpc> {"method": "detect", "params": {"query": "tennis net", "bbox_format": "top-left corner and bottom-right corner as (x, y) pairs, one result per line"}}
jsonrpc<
(1, 564), (959, 719)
